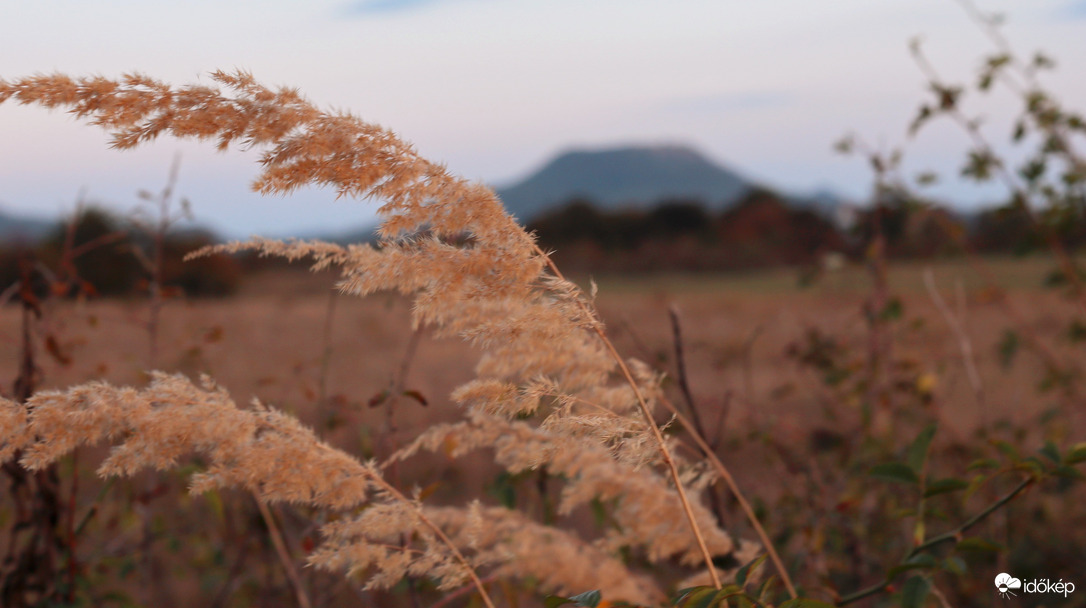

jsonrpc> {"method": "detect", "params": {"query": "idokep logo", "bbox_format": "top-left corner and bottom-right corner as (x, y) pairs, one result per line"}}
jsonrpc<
(995, 572), (1076, 599)
(995, 573), (1021, 598)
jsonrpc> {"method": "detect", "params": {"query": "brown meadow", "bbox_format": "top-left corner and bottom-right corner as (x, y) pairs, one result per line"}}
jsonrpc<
(2, 260), (1083, 606)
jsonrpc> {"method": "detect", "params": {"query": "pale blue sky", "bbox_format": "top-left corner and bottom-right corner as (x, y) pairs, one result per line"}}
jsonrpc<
(2, 0), (1085, 237)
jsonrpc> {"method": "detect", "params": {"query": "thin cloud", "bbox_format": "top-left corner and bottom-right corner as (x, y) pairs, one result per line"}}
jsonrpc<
(342, 0), (441, 15)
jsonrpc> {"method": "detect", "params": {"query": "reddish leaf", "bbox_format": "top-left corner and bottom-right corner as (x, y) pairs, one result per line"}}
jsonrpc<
(402, 389), (428, 406)
(162, 285), (184, 299)
(79, 280), (98, 298)
(45, 335), (73, 366)
(204, 325), (224, 343)
(368, 389), (390, 408)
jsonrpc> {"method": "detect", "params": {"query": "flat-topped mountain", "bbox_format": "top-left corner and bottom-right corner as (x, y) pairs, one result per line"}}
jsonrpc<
(495, 145), (755, 222)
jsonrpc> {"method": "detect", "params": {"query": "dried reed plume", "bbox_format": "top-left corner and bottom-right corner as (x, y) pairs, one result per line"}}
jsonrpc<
(0, 71), (756, 602)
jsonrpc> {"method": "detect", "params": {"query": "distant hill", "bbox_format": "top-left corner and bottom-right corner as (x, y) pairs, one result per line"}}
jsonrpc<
(0, 206), (53, 242)
(495, 145), (755, 222)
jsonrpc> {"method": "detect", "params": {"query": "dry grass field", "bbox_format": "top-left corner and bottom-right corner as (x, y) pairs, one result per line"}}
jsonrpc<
(1, 254), (1083, 607)
(5, 256), (1077, 450)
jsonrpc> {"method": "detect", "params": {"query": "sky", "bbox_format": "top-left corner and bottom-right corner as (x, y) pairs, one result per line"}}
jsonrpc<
(2, 0), (1086, 238)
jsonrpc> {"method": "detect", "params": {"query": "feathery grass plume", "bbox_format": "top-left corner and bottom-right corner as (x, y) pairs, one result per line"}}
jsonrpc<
(391, 411), (733, 565)
(13, 374), (372, 505)
(426, 504), (666, 604)
(1, 375), (495, 599)
(313, 502), (665, 603)
(0, 70), (747, 593)
(0, 397), (30, 463)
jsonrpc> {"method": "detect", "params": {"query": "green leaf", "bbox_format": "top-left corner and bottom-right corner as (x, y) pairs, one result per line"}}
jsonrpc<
(901, 576), (931, 608)
(1052, 465), (1084, 480)
(991, 440), (1021, 462)
(778, 599), (836, 608)
(943, 555), (967, 575)
(870, 462), (920, 485)
(955, 537), (1004, 553)
(967, 458), (999, 472)
(545, 590), (602, 608)
(568, 590), (601, 607)
(673, 587), (714, 608)
(924, 478), (969, 498)
(1040, 441), (1061, 463)
(1065, 442), (1086, 465)
(674, 585), (737, 608)
(487, 472), (518, 510)
(879, 297), (904, 321)
(887, 553), (937, 579)
(1018, 457), (1046, 478)
(756, 575), (778, 602)
(736, 554), (767, 588)
(906, 424), (937, 473)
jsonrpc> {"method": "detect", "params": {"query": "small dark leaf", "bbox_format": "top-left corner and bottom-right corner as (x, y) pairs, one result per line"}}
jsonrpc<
(987, 53), (1012, 70)
(417, 482), (441, 501)
(1040, 441), (1061, 463)
(906, 424), (937, 473)
(961, 149), (999, 181)
(887, 553), (938, 579)
(870, 462), (920, 485)
(1032, 52), (1055, 70)
(997, 330), (1019, 369)
(991, 440), (1021, 461)
(967, 458), (999, 471)
(955, 537), (1004, 553)
(924, 478), (969, 497)
(879, 297), (904, 321)
(901, 576), (931, 608)
(909, 105), (933, 136)
(544, 590), (602, 608)
(915, 171), (938, 186)
(673, 586), (718, 608)
(1052, 465), (1084, 480)
(1019, 158), (1046, 183)
(932, 84), (962, 110)
(778, 599), (835, 608)
(1065, 442), (1086, 465)
(568, 590), (601, 607)
(735, 554), (767, 588)
(943, 556), (967, 575)
(1012, 120), (1027, 142)
(44, 335), (73, 366)
(367, 389), (390, 408)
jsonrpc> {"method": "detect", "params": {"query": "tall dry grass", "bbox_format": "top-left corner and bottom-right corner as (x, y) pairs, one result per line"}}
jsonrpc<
(0, 71), (762, 605)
